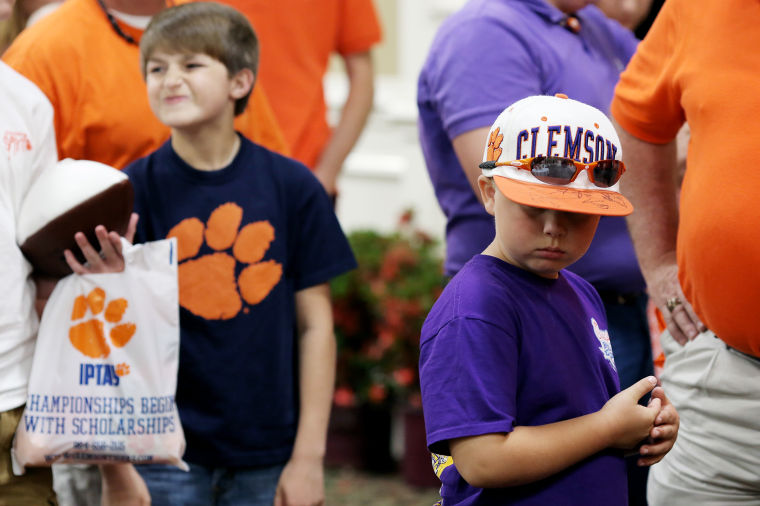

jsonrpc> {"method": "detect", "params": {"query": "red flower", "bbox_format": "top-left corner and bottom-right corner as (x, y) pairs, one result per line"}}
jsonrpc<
(393, 367), (415, 387)
(378, 329), (395, 347)
(382, 297), (405, 332)
(404, 299), (423, 320)
(334, 387), (357, 407)
(368, 383), (387, 404)
(365, 342), (385, 360)
(329, 210), (443, 406)
(333, 304), (360, 335)
(370, 280), (387, 298)
(415, 229), (434, 245)
(379, 257), (400, 281)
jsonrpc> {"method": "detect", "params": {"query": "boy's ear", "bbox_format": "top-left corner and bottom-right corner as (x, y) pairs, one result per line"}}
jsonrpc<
(478, 175), (496, 216)
(229, 68), (255, 100)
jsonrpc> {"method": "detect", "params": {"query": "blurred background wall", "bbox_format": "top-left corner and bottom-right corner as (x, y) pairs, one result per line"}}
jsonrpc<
(327, 0), (468, 241)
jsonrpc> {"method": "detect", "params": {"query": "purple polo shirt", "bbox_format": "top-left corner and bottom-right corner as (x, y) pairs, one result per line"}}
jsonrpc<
(417, 0), (644, 293)
(420, 255), (625, 505)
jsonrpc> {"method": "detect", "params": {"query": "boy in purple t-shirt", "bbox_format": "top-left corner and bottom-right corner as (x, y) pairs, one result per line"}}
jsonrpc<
(419, 95), (679, 505)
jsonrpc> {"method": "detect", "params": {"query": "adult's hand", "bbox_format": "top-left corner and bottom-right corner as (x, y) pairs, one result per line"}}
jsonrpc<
(647, 259), (705, 344)
(611, 121), (705, 344)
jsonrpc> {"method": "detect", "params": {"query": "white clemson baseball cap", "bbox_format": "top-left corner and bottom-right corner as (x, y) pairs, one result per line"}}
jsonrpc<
(479, 94), (633, 216)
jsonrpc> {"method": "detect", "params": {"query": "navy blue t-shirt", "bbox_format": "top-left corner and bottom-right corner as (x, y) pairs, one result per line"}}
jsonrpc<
(420, 255), (625, 505)
(124, 135), (356, 467)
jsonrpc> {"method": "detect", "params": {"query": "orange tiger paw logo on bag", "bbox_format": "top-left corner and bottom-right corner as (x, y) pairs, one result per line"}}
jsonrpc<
(167, 202), (282, 320)
(69, 287), (135, 385)
(115, 362), (130, 376)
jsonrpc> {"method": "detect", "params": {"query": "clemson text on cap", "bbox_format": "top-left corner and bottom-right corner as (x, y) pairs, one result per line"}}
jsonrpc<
(516, 125), (618, 162)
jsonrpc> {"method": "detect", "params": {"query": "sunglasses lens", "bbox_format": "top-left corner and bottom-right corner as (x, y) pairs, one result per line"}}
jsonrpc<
(592, 161), (622, 188)
(530, 157), (577, 184)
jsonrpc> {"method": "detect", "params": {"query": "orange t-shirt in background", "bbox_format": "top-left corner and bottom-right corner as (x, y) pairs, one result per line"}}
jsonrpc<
(190, 0), (382, 168)
(611, 0), (760, 357)
(2, 0), (288, 170)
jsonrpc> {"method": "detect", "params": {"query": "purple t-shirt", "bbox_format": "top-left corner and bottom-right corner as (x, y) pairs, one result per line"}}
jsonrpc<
(420, 255), (625, 505)
(417, 0), (644, 293)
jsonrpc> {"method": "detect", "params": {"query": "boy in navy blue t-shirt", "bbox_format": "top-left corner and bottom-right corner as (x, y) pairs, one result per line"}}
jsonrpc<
(123, 4), (356, 504)
(419, 95), (679, 505)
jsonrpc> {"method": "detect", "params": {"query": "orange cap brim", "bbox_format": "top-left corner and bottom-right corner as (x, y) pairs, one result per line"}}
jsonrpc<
(493, 176), (633, 216)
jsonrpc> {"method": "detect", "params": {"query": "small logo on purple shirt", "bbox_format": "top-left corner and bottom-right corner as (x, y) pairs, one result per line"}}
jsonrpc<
(591, 317), (616, 371)
(431, 452), (453, 479)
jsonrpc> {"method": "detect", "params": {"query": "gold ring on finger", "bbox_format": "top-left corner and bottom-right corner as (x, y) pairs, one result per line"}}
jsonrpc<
(666, 296), (682, 313)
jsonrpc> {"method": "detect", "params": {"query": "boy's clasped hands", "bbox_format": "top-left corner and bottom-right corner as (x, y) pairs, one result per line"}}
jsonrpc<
(600, 376), (679, 467)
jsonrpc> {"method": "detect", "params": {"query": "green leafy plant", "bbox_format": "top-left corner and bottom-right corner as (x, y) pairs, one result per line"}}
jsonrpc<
(331, 210), (443, 407)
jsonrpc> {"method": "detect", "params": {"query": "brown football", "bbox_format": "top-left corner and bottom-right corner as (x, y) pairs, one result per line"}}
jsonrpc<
(17, 159), (134, 278)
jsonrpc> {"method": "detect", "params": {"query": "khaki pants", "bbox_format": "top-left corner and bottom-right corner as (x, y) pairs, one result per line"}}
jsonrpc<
(0, 405), (57, 505)
(648, 330), (760, 505)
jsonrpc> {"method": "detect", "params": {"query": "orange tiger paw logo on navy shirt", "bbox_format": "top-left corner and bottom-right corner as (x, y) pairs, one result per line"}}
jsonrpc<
(167, 202), (283, 320)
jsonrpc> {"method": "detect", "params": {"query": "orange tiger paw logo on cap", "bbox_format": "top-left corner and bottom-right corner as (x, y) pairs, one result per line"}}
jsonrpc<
(487, 127), (503, 162)
(168, 202), (282, 320)
(69, 287), (136, 363)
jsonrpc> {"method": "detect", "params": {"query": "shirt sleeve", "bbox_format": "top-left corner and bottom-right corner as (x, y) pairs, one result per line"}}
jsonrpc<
(424, 17), (545, 140)
(610, 0), (686, 143)
(25, 97), (58, 206)
(598, 9), (640, 63)
(122, 160), (153, 246)
(3, 27), (83, 162)
(420, 316), (518, 455)
(291, 169), (357, 290)
(336, 0), (382, 55)
(10, 86), (57, 226)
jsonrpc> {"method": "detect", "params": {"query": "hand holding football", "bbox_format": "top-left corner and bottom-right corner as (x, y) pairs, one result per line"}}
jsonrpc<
(17, 158), (134, 278)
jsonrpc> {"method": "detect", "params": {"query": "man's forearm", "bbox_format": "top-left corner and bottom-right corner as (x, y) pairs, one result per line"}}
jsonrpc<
(614, 120), (705, 340)
(614, 119), (680, 279)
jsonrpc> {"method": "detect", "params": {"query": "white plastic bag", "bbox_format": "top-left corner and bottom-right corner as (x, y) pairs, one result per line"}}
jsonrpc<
(12, 238), (187, 472)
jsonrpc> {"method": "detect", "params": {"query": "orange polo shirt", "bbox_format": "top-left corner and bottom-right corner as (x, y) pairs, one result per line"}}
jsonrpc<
(2, 0), (287, 169)
(611, 0), (760, 357)
(181, 0), (382, 168)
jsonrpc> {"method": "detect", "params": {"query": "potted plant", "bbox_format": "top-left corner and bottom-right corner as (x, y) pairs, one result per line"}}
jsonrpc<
(327, 210), (443, 476)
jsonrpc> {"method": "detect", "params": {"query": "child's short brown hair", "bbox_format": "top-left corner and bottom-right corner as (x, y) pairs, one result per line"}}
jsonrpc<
(140, 2), (258, 116)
